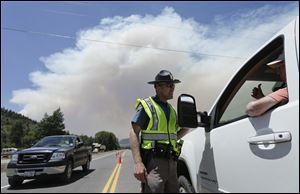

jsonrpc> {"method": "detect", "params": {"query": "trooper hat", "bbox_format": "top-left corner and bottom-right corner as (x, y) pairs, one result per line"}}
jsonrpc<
(266, 53), (285, 68)
(147, 70), (181, 84)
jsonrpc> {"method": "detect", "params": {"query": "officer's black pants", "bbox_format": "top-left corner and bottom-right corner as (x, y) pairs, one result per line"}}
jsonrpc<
(142, 156), (179, 193)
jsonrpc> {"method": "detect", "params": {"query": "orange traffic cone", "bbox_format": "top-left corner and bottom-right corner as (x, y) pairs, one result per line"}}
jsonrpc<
(116, 151), (122, 164)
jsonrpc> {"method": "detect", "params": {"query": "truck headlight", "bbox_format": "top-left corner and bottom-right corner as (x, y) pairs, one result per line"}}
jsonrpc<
(10, 154), (18, 163)
(49, 152), (65, 161)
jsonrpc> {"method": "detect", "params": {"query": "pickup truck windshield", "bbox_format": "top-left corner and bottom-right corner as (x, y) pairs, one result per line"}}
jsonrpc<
(33, 136), (75, 148)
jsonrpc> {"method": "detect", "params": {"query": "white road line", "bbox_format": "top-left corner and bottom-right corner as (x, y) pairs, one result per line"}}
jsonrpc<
(1, 185), (10, 189)
(1, 180), (31, 189)
(92, 151), (118, 161)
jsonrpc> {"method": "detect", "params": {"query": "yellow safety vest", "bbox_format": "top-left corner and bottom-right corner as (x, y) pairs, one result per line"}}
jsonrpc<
(135, 96), (180, 155)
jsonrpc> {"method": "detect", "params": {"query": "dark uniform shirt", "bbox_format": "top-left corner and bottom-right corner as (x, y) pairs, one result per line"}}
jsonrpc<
(131, 95), (170, 129)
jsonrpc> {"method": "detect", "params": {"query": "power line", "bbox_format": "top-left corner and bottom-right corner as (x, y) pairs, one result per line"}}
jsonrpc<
(42, 9), (194, 32)
(40, 8), (278, 37)
(42, 9), (88, 17)
(2, 27), (246, 60)
(2, 27), (75, 40)
(61, 1), (93, 6)
(41, 9), (201, 33)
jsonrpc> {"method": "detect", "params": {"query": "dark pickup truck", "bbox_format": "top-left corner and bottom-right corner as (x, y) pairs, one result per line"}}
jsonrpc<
(6, 135), (92, 187)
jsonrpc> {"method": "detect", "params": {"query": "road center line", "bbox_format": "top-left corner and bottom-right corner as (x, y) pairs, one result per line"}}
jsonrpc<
(102, 151), (126, 193)
(102, 163), (119, 193)
(109, 163), (122, 193)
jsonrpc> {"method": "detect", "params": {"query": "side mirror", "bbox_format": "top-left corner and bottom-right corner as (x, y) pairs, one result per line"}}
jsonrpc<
(77, 142), (83, 148)
(177, 94), (210, 128)
(177, 94), (198, 128)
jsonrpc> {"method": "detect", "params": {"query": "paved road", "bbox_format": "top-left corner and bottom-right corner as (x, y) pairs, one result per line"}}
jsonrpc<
(1, 150), (140, 193)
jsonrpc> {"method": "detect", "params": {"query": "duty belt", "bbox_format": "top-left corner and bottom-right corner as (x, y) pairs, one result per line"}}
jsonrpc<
(143, 143), (178, 160)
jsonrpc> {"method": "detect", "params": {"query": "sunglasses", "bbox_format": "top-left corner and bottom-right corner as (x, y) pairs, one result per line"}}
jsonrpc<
(158, 83), (175, 88)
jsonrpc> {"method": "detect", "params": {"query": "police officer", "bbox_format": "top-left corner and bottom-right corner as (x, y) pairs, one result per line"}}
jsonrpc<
(129, 70), (190, 193)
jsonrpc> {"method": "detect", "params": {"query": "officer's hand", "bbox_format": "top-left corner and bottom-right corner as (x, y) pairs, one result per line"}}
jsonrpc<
(251, 84), (265, 99)
(134, 161), (147, 183)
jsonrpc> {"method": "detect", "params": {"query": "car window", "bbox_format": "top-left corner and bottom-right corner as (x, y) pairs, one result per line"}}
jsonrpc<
(219, 80), (281, 124)
(33, 136), (74, 147)
(213, 36), (287, 127)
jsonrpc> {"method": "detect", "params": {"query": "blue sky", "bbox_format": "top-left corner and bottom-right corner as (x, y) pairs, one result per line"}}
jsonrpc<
(1, 1), (298, 138)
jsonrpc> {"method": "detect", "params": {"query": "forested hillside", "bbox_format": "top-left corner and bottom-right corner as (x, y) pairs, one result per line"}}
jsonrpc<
(1, 107), (38, 130)
(1, 107), (68, 149)
(1, 107), (120, 151)
(1, 107), (38, 149)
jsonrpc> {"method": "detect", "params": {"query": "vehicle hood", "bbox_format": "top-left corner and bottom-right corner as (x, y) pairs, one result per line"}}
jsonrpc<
(17, 147), (71, 154)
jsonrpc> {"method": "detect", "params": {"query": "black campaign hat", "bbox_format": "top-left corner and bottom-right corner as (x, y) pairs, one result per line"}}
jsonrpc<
(147, 70), (181, 84)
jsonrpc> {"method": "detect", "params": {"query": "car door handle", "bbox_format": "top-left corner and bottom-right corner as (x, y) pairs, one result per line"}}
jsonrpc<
(248, 131), (291, 144)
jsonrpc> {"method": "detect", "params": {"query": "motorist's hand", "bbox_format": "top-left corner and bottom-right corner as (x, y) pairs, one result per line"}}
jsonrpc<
(251, 84), (265, 99)
(134, 161), (147, 183)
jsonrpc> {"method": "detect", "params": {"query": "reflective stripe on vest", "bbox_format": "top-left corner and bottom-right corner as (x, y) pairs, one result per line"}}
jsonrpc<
(144, 98), (158, 131)
(141, 133), (177, 141)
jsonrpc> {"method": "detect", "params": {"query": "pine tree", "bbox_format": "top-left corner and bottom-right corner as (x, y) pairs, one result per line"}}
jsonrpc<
(9, 121), (24, 147)
(38, 108), (66, 138)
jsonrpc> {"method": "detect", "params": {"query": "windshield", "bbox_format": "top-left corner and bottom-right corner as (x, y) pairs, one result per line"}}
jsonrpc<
(33, 136), (75, 148)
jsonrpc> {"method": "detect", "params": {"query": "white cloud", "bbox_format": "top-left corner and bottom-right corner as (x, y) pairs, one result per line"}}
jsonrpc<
(11, 4), (298, 139)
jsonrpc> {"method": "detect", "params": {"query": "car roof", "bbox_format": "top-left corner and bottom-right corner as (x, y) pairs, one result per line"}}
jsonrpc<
(43, 135), (78, 138)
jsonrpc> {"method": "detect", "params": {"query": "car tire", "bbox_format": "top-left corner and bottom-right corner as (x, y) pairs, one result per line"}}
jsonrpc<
(178, 175), (195, 193)
(61, 159), (73, 183)
(8, 177), (23, 188)
(82, 158), (90, 172)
